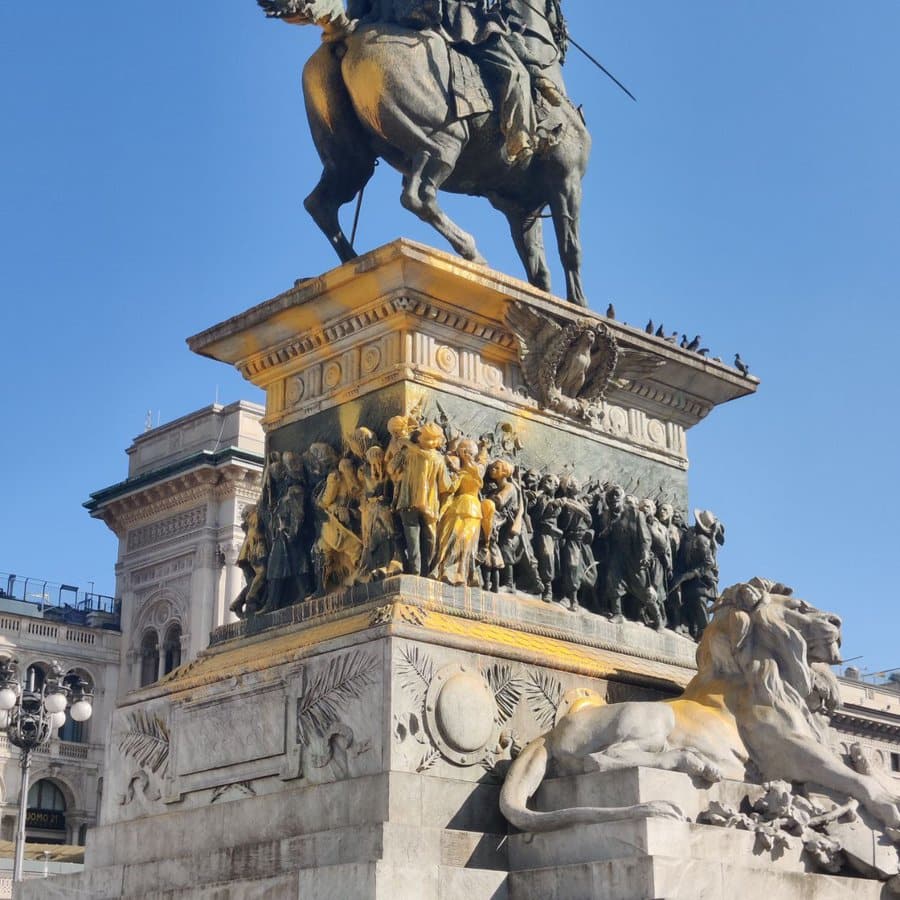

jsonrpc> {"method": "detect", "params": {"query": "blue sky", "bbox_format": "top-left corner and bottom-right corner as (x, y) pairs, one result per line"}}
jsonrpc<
(1, 4), (897, 674)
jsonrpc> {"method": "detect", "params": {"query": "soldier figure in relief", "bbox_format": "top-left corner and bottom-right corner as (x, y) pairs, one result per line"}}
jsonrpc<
(656, 502), (684, 631)
(639, 498), (670, 631)
(230, 505), (268, 618)
(531, 472), (562, 602)
(388, 422), (455, 576)
(673, 509), (725, 640)
(432, 438), (486, 586)
(554, 474), (595, 611)
(264, 451), (312, 609)
(358, 446), (403, 579)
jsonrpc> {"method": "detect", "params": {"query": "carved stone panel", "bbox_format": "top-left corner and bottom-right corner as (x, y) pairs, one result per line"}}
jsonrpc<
(127, 507), (207, 552)
(174, 685), (286, 777)
(391, 639), (622, 780)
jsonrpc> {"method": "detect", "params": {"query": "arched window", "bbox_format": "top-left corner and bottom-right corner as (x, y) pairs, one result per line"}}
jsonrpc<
(140, 629), (160, 687)
(26, 779), (67, 845)
(163, 623), (182, 675)
(58, 715), (84, 744)
(28, 780), (65, 810)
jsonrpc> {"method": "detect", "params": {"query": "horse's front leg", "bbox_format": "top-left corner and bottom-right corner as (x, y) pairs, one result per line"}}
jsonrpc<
(488, 195), (551, 292)
(549, 176), (586, 305)
(304, 162), (374, 262)
(400, 126), (486, 265)
(302, 42), (376, 261)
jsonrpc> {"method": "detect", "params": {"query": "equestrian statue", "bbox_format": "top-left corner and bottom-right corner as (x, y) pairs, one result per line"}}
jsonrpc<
(257, 0), (591, 304)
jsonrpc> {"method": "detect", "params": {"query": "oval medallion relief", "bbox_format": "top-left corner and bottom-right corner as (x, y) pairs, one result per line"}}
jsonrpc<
(323, 361), (343, 390)
(425, 664), (498, 766)
(285, 376), (306, 406)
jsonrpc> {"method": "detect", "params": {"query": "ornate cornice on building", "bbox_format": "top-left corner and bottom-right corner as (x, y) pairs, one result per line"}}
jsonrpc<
(616, 379), (712, 424)
(238, 286), (714, 431)
(88, 450), (264, 537)
(832, 706), (900, 740)
(212, 464), (264, 502)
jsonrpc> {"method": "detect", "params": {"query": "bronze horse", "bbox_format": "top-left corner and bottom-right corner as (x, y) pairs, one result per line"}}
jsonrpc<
(258, 0), (591, 304)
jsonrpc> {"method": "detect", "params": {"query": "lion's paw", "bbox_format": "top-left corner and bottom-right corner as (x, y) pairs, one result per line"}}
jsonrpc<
(682, 750), (722, 783)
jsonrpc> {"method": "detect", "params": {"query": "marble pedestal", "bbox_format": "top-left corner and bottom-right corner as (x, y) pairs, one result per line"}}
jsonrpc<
(19, 585), (699, 899)
(509, 768), (891, 900)
(24, 244), (764, 899)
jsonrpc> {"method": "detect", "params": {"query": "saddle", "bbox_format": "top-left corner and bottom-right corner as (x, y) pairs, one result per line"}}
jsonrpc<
(446, 45), (567, 150)
(374, 2), (567, 147)
(447, 48), (493, 118)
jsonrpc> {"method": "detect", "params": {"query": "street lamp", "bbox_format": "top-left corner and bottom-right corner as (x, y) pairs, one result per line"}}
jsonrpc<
(0, 657), (93, 883)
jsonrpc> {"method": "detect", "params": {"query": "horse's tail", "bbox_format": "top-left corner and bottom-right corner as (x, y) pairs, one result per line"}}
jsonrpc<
(499, 736), (685, 834)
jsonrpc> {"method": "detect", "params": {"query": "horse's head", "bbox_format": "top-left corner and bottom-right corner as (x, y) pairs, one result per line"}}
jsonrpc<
(257, 0), (347, 28)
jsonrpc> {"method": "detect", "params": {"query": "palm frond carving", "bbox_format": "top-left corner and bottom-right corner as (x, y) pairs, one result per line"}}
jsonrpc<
(484, 663), (525, 725)
(525, 671), (562, 730)
(297, 651), (378, 747)
(118, 709), (170, 776)
(396, 645), (434, 710)
(416, 748), (441, 773)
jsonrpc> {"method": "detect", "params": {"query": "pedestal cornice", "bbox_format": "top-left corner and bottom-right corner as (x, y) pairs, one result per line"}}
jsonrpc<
(188, 240), (757, 469)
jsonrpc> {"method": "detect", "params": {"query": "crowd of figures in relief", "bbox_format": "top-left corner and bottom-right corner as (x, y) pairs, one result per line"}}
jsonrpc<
(231, 411), (725, 640)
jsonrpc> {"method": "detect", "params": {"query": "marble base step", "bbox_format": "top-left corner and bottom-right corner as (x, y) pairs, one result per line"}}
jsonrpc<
(509, 855), (887, 900)
(508, 767), (893, 899)
(19, 821), (508, 900)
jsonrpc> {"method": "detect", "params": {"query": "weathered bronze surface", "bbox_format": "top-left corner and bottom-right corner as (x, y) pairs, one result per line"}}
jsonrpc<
(257, 0), (591, 303)
(231, 407), (723, 639)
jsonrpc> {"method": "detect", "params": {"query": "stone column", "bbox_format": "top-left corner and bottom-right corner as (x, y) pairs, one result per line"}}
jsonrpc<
(190, 532), (220, 661)
(220, 541), (241, 626)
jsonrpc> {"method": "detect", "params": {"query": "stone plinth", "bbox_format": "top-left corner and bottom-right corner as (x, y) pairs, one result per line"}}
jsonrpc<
(20, 590), (695, 899)
(509, 768), (889, 900)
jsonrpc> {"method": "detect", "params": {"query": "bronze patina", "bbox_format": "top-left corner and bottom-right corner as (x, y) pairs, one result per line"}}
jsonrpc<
(257, 0), (592, 303)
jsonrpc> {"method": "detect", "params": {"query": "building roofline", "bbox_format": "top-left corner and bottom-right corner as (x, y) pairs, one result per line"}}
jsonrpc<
(127, 400), (264, 453)
(84, 446), (264, 513)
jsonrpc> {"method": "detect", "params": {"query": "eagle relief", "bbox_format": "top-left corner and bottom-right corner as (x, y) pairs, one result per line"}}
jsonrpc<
(506, 302), (663, 422)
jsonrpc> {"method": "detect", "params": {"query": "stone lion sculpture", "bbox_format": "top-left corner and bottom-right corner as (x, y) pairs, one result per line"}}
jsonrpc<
(501, 578), (900, 834)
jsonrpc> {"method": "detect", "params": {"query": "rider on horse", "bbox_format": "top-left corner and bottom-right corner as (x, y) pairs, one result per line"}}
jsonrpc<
(349, 0), (544, 163)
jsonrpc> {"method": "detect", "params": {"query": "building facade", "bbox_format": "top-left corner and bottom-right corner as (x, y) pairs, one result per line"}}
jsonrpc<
(0, 579), (120, 894)
(833, 675), (900, 783)
(85, 401), (265, 698)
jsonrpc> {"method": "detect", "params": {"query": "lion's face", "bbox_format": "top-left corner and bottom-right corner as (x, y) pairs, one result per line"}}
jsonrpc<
(703, 583), (843, 701)
(772, 594), (843, 666)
